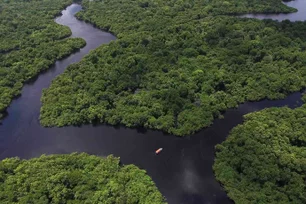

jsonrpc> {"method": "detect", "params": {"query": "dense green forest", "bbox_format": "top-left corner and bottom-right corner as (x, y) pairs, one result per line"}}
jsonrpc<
(0, 153), (165, 204)
(0, 0), (86, 120)
(213, 103), (306, 204)
(40, 0), (306, 136)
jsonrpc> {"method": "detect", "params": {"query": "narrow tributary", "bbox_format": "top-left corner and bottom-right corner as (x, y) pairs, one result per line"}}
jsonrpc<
(0, 2), (305, 204)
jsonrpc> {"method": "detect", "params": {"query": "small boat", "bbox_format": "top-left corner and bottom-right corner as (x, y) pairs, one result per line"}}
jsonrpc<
(155, 148), (163, 154)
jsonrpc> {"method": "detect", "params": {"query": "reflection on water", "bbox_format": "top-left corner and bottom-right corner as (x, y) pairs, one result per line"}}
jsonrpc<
(1, 2), (306, 204)
(241, 0), (306, 21)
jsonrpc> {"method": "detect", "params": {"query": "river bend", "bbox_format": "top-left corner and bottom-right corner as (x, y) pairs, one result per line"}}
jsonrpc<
(1, 2), (306, 204)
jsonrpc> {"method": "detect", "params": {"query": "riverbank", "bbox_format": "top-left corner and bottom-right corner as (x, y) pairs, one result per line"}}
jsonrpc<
(241, 0), (306, 21)
(0, 153), (166, 203)
(1, 1), (306, 203)
(40, 0), (306, 136)
(0, 0), (86, 122)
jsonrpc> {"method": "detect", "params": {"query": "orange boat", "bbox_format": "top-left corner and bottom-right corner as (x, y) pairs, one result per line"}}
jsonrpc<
(155, 148), (163, 154)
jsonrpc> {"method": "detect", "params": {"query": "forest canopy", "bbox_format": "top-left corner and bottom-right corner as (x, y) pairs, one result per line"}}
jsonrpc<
(213, 105), (306, 204)
(0, 0), (86, 120)
(40, 0), (306, 136)
(0, 153), (166, 204)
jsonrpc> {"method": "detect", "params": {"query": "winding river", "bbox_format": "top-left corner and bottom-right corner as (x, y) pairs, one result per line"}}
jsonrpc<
(1, 1), (306, 204)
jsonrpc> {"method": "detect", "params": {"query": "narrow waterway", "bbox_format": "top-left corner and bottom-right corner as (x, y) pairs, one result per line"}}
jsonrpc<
(241, 0), (306, 21)
(0, 2), (305, 204)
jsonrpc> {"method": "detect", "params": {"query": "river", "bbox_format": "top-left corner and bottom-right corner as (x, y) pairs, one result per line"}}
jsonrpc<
(241, 0), (306, 21)
(0, 1), (305, 204)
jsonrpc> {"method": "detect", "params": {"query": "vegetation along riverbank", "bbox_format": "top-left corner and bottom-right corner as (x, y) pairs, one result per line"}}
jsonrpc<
(213, 95), (306, 203)
(0, 153), (166, 203)
(40, 0), (306, 136)
(0, 0), (86, 120)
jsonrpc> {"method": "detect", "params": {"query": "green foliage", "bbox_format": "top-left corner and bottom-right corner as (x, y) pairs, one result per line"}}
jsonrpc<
(40, 0), (306, 136)
(213, 106), (306, 204)
(0, 0), (86, 119)
(0, 153), (166, 204)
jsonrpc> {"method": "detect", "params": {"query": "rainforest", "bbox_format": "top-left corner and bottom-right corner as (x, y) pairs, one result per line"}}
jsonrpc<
(0, 0), (86, 120)
(1, 0), (306, 203)
(213, 97), (306, 204)
(40, 0), (306, 136)
(0, 153), (165, 203)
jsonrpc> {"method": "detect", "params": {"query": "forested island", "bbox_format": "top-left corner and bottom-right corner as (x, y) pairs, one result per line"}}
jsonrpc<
(40, 0), (306, 136)
(0, 153), (165, 204)
(0, 0), (86, 120)
(213, 99), (306, 204)
(1, 0), (306, 203)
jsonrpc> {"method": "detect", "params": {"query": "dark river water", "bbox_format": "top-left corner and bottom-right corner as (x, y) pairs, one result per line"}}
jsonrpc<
(1, 2), (306, 204)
